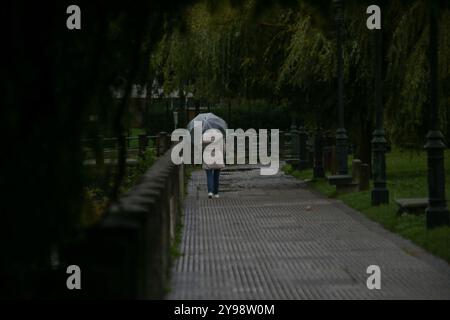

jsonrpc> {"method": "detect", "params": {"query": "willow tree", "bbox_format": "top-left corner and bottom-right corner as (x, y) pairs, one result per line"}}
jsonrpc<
(277, 7), (335, 128)
(386, 0), (450, 147)
(153, 0), (299, 126)
(276, 1), (376, 163)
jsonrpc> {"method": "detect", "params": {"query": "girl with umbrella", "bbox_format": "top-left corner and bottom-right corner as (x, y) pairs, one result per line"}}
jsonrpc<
(187, 113), (227, 199)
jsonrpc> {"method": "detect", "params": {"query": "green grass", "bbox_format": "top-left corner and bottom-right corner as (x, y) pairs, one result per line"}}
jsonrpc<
(130, 127), (145, 136)
(283, 149), (450, 264)
(128, 128), (146, 148)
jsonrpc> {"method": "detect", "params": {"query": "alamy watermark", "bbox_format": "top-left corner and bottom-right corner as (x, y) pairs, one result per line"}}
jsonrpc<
(66, 5), (81, 30)
(366, 265), (381, 290)
(366, 5), (381, 30)
(170, 121), (279, 175)
(66, 265), (81, 290)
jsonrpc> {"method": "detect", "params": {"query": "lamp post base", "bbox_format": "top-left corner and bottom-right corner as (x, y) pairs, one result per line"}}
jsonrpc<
(371, 188), (389, 206)
(426, 207), (450, 229)
(313, 167), (325, 179)
(298, 126), (309, 170)
(371, 128), (389, 205)
(313, 129), (325, 179)
(336, 127), (348, 175)
(425, 130), (449, 228)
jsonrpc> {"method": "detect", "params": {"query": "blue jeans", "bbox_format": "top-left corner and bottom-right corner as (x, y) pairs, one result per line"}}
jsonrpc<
(206, 169), (220, 194)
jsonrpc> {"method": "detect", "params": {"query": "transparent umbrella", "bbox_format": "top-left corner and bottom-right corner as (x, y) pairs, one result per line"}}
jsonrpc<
(186, 112), (227, 134)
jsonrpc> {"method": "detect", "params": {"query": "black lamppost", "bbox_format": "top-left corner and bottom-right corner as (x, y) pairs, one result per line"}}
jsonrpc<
(334, 0), (349, 175)
(314, 126), (325, 179)
(425, 1), (449, 228)
(371, 5), (389, 205)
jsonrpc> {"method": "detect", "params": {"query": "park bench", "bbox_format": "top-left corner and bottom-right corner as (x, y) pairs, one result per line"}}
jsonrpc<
(327, 174), (359, 193)
(395, 198), (428, 215)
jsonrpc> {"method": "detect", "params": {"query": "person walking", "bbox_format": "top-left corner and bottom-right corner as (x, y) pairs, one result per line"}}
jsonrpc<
(205, 168), (221, 198)
(187, 112), (228, 199)
(203, 132), (225, 199)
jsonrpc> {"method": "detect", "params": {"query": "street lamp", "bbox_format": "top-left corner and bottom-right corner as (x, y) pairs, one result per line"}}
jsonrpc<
(425, 1), (449, 228)
(334, 0), (349, 175)
(371, 5), (389, 205)
(313, 125), (325, 179)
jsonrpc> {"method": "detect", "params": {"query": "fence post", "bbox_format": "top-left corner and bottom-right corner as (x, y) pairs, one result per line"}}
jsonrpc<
(298, 126), (308, 170)
(138, 134), (148, 159)
(279, 131), (285, 159)
(290, 125), (299, 162)
(165, 132), (171, 149)
(119, 134), (128, 158)
(352, 159), (362, 184)
(155, 135), (161, 157)
(331, 146), (337, 175)
(313, 129), (325, 178)
(158, 132), (168, 155)
(360, 163), (370, 191)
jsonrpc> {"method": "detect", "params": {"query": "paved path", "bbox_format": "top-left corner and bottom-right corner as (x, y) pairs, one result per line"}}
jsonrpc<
(168, 165), (450, 300)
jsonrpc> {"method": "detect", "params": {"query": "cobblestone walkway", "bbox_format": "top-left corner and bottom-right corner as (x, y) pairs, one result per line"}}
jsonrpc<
(168, 166), (450, 299)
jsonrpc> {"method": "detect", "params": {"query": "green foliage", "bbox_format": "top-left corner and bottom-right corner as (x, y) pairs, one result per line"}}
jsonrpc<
(386, 1), (450, 146)
(213, 99), (292, 129)
(144, 100), (175, 134)
(278, 14), (334, 90)
(81, 147), (157, 228)
(152, 0), (450, 149)
(122, 148), (157, 192)
(81, 187), (109, 227)
(282, 163), (294, 174)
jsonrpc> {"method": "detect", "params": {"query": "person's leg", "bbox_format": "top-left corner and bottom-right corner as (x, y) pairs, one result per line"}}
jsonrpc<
(206, 170), (213, 194)
(213, 169), (220, 195)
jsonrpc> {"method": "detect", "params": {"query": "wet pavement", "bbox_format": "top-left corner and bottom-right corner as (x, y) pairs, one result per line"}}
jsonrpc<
(168, 165), (450, 300)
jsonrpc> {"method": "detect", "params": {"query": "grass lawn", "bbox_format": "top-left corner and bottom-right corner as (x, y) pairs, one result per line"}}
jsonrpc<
(130, 128), (146, 137)
(129, 128), (146, 148)
(128, 128), (158, 149)
(283, 148), (450, 264)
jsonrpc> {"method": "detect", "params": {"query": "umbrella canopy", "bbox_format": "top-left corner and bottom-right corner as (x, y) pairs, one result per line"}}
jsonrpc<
(186, 112), (227, 134)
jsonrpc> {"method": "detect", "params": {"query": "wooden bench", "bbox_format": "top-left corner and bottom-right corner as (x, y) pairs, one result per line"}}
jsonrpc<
(327, 175), (358, 193)
(395, 198), (428, 215)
